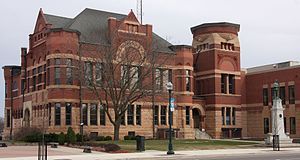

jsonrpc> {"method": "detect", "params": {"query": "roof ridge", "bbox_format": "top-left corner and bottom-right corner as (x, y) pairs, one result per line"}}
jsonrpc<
(84, 8), (126, 17)
(44, 13), (72, 20)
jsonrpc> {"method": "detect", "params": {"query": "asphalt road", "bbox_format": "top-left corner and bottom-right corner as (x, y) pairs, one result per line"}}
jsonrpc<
(139, 150), (300, 160)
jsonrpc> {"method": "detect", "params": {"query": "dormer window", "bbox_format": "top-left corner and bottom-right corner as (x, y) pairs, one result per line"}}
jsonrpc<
(128, 24), (138, 33)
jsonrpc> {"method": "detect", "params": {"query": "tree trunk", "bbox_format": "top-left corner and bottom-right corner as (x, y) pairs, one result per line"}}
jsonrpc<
(113, 123), (120, 141)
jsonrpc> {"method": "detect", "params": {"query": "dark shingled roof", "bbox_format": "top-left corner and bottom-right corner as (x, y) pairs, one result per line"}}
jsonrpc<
(44, 14), (72, 29)
(44, 8), (174, 53)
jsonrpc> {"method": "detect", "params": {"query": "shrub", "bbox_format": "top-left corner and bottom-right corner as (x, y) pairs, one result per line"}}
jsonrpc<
(58, 132), (65, 145)
(24, 132), (42, 142)
(103, 144), (121, 152)
(104, 136), (112, 141)
(76, 133), (82, 142)
(66, 127), (76, 144)
(45, 133), (59, 142)
(96, 136), (105, 141)
(124, 135), (136, 140)
(14, 127), (42, 142)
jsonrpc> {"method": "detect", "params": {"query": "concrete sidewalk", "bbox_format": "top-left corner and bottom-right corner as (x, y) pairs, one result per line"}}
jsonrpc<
(2, 146), (300, 160)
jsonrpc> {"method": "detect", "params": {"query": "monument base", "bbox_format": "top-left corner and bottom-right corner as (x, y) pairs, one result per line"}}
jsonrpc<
(265, 133), (293, 145)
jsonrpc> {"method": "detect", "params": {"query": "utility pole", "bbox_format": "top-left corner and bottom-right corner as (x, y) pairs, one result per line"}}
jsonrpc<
(79, 43), (83, 144)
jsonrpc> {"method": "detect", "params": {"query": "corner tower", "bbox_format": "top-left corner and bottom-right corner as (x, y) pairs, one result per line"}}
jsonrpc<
(191, 22), (242, 138)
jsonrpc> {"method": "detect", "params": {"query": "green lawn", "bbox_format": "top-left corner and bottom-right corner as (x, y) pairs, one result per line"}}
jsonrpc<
(97, 139), (259, 152)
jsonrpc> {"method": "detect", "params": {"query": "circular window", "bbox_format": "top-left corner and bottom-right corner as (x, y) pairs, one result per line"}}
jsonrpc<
(279, 114), (282, 118)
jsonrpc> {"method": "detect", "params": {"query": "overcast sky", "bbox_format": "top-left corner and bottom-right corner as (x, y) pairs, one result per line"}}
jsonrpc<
(0, 0), (300, 117)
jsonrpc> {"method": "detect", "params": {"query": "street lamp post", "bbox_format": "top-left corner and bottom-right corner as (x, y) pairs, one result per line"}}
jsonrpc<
(166, 82), (174, 155)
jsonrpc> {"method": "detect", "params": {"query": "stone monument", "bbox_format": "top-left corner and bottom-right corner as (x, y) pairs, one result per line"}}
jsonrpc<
(265, 80), (293, 145)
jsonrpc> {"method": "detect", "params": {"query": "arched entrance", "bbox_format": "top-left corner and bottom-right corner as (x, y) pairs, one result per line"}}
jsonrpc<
(192, 108), (203, 130)
(24, 108), (30, 127)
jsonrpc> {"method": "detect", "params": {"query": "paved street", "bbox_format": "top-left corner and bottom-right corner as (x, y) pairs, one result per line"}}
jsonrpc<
(2, 145), (300, 160)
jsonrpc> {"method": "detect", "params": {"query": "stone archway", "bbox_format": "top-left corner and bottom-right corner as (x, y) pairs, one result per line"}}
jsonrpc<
(24, 108), (30, 127)
(192, 105), (205, 130)
(192, 108), (202, 129)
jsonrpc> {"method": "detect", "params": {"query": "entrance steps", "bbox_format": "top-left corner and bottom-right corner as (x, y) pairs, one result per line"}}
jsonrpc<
(195, 129), (212, 139)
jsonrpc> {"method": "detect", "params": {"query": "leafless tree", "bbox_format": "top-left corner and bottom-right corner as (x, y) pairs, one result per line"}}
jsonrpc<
(80, 34), (171, 141)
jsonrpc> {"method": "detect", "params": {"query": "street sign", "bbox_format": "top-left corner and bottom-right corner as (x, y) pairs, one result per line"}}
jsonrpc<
(170, 98), (175, 112)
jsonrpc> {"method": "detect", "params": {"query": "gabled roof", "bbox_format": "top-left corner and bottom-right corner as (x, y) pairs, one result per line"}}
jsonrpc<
(43, 8), (174, 53)
(44, 14), (72, 28)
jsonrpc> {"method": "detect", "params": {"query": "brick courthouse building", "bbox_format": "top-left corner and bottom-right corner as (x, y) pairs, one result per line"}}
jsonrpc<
(3, 8), (300, 140)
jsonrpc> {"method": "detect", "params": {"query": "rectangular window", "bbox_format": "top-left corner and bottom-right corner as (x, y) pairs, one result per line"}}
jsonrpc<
(186, 106), (190, 125)
(290, 117), (296, 134)
(54, 67), (60, 85)
(66, 67), (72, 85)
(82, 103), (88, 125)
(55, 103), (61, 126)
(33, 68), (37, 75)
(66, 59), (73, 85)
(38, 74), (42, 84)
(38, 66), (42, 73)
(155, 69), (162, 90)
(32, 76), (36, 91)
(121, 65), (129, 87)
(121, 113), (125, 125)
(263, 88), (269, 106)
(161, 105), (167, 125)
(232, 107), (236, 125)
(100, 104), (106, 126)
(222, 107), (225, 125)
(226, 107), (231, 125)
(127, 105), (134, 125)
(6, 109), (10, 127)
(154, 105), (159, 125)
(186, 70), (191, 92)
(280, 86), (286, 105)
(54, 58), (60, 65)
(131, 66), (139, 89)
(264, 118), (269, 134)
(95, 63), (103, 85)
(221, 74), (227, 94)
(90, 104), (97, 125)
(284, 117), (287, 133)
(229, 75), (235, 94)
(66, 58), (72, 66)
(65, 103), (72, 125)
(288, 85), (295, 104)
(84, 62), (93, 86)
(163, 70), (168, 91)
(21, 80), (25, 94)
(47, 68), (50, 86)
(136, 105), (141, 125)
(44, 72), (46, 89)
